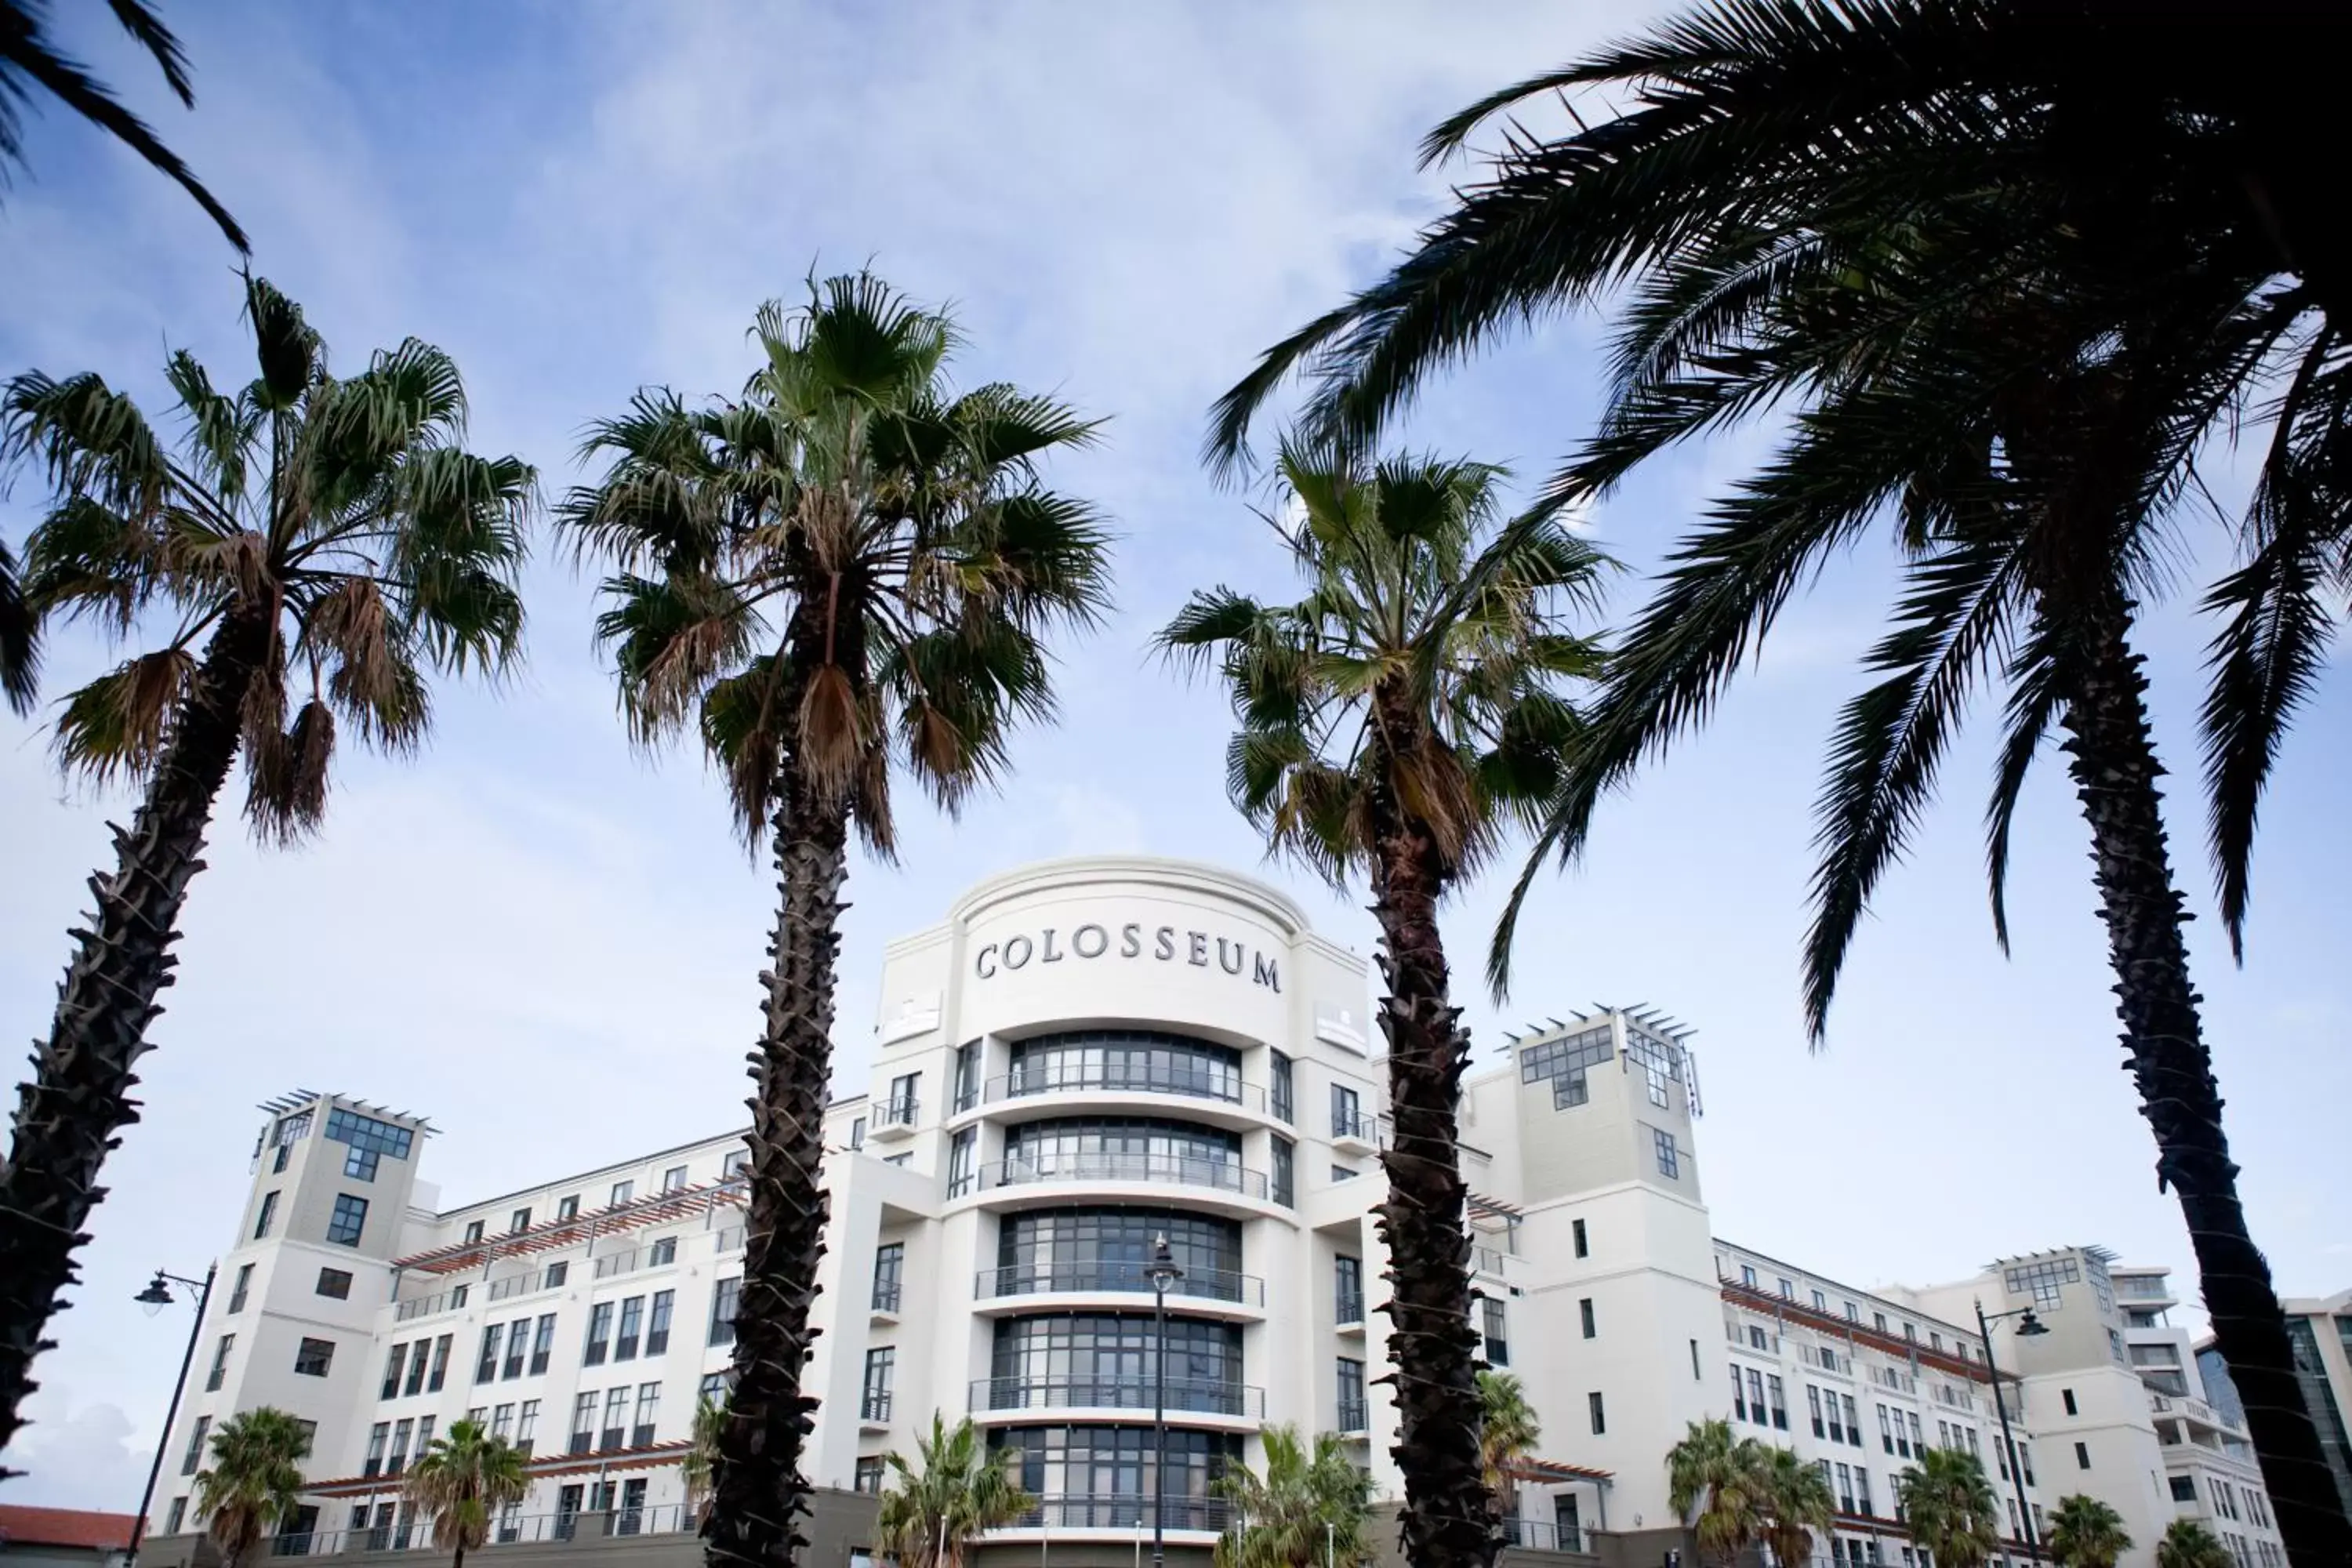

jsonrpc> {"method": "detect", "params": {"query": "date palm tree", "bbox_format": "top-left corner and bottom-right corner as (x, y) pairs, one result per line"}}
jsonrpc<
(1895, 1449), (2000, 1568)
(0, 537), (31, 711)
(1664, 1418), (1766, 1568)
(2157, 1519), (2234, 1568)
(681, 1392), (728, 1523)
(405, 1417), (528, 1568)
(1200, 6), (2352, 1559)
(561, 271), (1109, 1568)
(191, 1406), (310, 1568)
(874, 1414), (1036, 1568)
(1755, 1444), (1834, 1568)
(1476, 1370), (1541, 1527)
(0, 276), (531, 1461)
(1161, 446), (1602, 1568)
(1216, 1425), (1374, 1568)
(2047, 1494), (2132, 1568)
(1, 0), (246, 249)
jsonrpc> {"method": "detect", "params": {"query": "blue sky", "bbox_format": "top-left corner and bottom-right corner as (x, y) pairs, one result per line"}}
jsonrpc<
(2, 1), (2345, 1511)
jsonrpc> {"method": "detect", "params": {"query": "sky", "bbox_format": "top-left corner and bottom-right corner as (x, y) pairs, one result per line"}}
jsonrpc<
(2, 0), (2346, 1515)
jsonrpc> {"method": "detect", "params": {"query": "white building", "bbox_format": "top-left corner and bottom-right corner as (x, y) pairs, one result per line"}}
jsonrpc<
(136, 856), (2282, 1568)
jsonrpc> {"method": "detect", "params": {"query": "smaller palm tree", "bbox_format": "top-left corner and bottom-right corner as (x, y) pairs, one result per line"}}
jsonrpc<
(2046, 1495), (2133, 1568)
(1754, 1446), (1834, 1568)
(2156, 1519), (2234, 1568)
(191, 1407), (309, 1568)
(1665, 1418), (1767, 1568)
(875, 1414), (1036, 1568)
(1895, 1449), (2000, 1568)
(405, 1418), (528, 1568)
(680, 1392), (728, 1522)
(1477, 1371), (1541, 1526)
(1215, 1425), (1372, 1568)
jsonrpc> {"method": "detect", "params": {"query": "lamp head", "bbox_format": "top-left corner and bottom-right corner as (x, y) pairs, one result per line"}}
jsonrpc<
(135, 1272), (176, 1316)
(2016, 1309), (2049, 1338)
(1144, 1232), (1185, 1289)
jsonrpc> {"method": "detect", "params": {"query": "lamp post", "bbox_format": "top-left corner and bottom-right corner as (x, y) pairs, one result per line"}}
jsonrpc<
(1974, 1298), (2049, 1565)
(129, 1264), (216, 1567)
(1144, 1233), (1185, 1568)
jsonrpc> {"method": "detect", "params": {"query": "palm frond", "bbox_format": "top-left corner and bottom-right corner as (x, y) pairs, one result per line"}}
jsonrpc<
(53, 645), (198, 785)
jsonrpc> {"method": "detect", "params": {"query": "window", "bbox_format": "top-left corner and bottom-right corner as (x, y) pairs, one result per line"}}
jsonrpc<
(862, 1348), (896, 1421)
(1903, 1322), (1916, 1341)
(1835, 1463), (1855, 1512)
(648, 1237), (676, 1267)
(1854, 1468), (1873, 1517)
(555, 1194), (579, 1221)
(1272, 1134), (1294, 1206)
(296, 1337), (335, 1377)
(1580, 1298), (1597, 1339)
(227, 1263), (252, 1314)
(1779, 1277), (1795, 1298)
(253, 1190), (280, 1240)
(884, 1152), (911, 1167)
(1875, 1312), (1889, 1333)
(477, 1323), (504, 1381)
(1338, 1357), (1368, 1431)
(1812, 1387), (1828, 1439)
(2003, 1255), (2082, 1311)
(165, 1498), (187, 1535)
(583, 1303), (613, 1364)
(325, 1106), (413, 1181)
(544, 1260), (570, 1287)
(1732, 1365), (1748, 1421)
(699, 1371), (733, 1406)
(1748, 1369), (1769, 1427)
(953, 1040), (982, 1112)
(510, 1207), (532, 1233)
(1588, 1391), (1606, 1435)
(1331, 1164), (1358, 1181)
(602, 1388), (629, 1448)
(327, 1193), (369, 1247)
(387, 1417), (416, 1474)
(450, 1285), (469, 1308)
(873, 1244), (906, 1313)
(633, 1381), (660, 1446)
(848, 1117), (866, 1150)
(1768, 1374), (1788, 1429)
(382, 1343), (408, 1399)
(855, 1457), (886, 1494)
(611, 1180), (633, 1206)
(316, 1267), (352, 1301)
(517, 1399), (539, 1452)
(463, 1220), (485, 1244)
(1750, 1325), (1769, 1351)
(662, 1165), (688, 1192)
(205, 1334), (234, 1392)
(887, 1073), (919, 1124)
(1269, 1051), (1294, 1123)
(1520, 1023), (1614, 1107)
(1483, 1298), (1510, 1366)
(531, 1313), (557, 1375)
(1813, 1289), (1828, 1311)
(2074, 1441), (2091, 1470)
(948, 1127), (977, 1196)
(1878, 1403), (1893, 1453)
(1331, 1083), (1363, 1139)
(427, 1334), (451, 1392)
(710, 1276), (741, 1346)
(1572, 1218), (1588, 1258)
(615, 1295), (644, 1360)
(2062, 1387), (2078, 1416)
(491, 1403), (514, 1440)
(183, 1416), (212, 1476)
(1911, 1412), (1928, 1459)
(569, 1393), (597, 1454)
(1846, 1300), (1860, 1322)
(646, 1292), (673, 1356)
(1740, 1265), (1759, 1288)
(1336, 1256), (1364, 1324)
(723, 1149), (750, 1179)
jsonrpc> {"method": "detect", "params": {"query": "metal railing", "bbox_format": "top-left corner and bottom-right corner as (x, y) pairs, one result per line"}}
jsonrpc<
(966, 1153), (1268, 1200)
(394, 1293), (448, 1323)
(1501, 1519), (1587, 1554)
(1009, 1495), (1232, 1532)
(975, 1263), (1265, 1305)
(485, 1272), (539, 1302)
(873, 1280), (903, 1313)
(1338, 1400), (1370, 1434)
(592, 1249), (639, 1279)
(972, 1375), (1264, 1417)
(1330, 1109), (1381, 1143)
(1337, 1292), (1366, 1326)
(982, 1066), (1265, 1113)
(717, 1225), (745, 1253)
(862, 1389), (894, 1422)
(1472, 1245), (1509, 1277)
(875, 1097), (920, 1129)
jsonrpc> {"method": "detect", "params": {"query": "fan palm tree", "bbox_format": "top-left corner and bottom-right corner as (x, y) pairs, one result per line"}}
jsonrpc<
(1200, 7), (2352, 1560)
(0, 0), (246, 249)
(405, 1418), (528, 1568)
(191, 1406), (310, 1568)
(1160, 446), (1602, 1568)
(0, 276), (531, 1459)
(1476, 1370), (1541, 1526)
(1754, 1444), (1835, 1568)
(1214, 1425), (1373, 1568)
(1895, 1449), (2001, 1568)
(873, 1414), (1036, 1568)
(2157, 1519), (2234, 1568)
(2047, 1494), (2132, 1568)
(1664, 1418), (1767, 1568)
(680, 1392), (728, 1523)
(561, 270), (1110, 1568)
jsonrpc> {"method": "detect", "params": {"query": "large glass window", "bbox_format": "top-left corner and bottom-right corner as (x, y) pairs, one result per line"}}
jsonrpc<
(710, 1277), (741, 1346)
(994, 1210), (1242, 1301)
(862, 1348), (895, 1421)
(325, 1106), (414, 1182)
(326, 1193), (368, 1247)
(873, 1244), (906, 1312)
(1271, 1136), (1294, 1207)
(1338, 1358), (1367, 1432)
(1269, 1051), (1293, 1123)
(1007, 1030), (1243, 1105)
(477, 1324), (504, 1382)
(530, 1315), (557, 1375)
(615, 1296), (644, 1361)
(1000, 1118), (1247, 1192)
(948, 1128), (978, 1197)
(987, 1313), (1245, 1414)
(1330, 1083), (1365, 1140)
(953, 1041), (982, 1112)
(645, 1293), (673, 1356)
(1519, 1025), (1613, 1109)
(583, 1304), (612, 1366)
(988, 1425), (1241, 1530)
(1334, 1256), (1364, 1324)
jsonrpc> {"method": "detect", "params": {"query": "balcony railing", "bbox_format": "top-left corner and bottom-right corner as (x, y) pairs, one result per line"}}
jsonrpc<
(873, 1281), (903, 1313)
(975, 1263), (1265, 1306)
(1337, 1292), (1366, 1327)
(982, 1066), (1266, 1114)
(862, 1389), (894, 1423)
(1010, 1495), (1233, 1533)
(1330, 1109), (1382, 1144)
(873, 1098), (920, 1131)
(1337, 1400), (1369, 1434)
(1472, 1245), (1510, 1277)
(1501, 1519), (1587, 1555)
(964, 1153), (1269, 1200)
(973, 1375), (1264, 1418)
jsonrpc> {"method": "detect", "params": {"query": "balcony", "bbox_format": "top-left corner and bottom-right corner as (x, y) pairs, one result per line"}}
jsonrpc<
(979, 1065), (1267, 1119)
(870, 1098), (920, 1142)
(1005, 1495), (1232, 1534)
(975, 1263), (1265, 1308)
(873, 1281), (903, 1316)
(1330, 1109), (1382, 1153)
(960, 1153), (1270, 1203)
(1337, 1400), (1370, 1435)
(861, 1389), (894, 1426)
(971, 1375), (1264, 1421)
(1336, 1293), (1366, 1333)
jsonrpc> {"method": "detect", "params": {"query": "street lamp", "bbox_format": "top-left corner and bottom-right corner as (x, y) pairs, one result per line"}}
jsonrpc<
(1144, 1234), (1185, 1568)
(129, 1265), (216, 1568)
(1975, 1298), (2050, 1566)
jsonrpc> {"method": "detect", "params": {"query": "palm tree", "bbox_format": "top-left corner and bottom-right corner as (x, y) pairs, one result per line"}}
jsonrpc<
(1161, 446), (1602, 1568)
(0, 0), (246, 249)
(0, 276), (531, 1457)
(1664, 1418), (1766, 1568)
(1753, 1445), (1834, 1568)
(1200, 9), (2352, 1560)
(1894, 1449), (2001, 1568)
(2157, 1519), (2235, 1568)
(405, 1418), (528, 1568)
(680, 1392), (728, 1523)
(873, 1414), (1036, 1568)
(1476, 1370), (1541, 1528)
(191, 1406), (310, 1568)
(1, 538), (34, 713)
(561, 271), (1110, 1568)
(2046, 1495), (2133, 1568)
(1215, 1425), (1373, 1568)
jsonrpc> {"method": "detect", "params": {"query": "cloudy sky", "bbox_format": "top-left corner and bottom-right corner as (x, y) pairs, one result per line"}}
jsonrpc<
(2, 1), (2345, 1512)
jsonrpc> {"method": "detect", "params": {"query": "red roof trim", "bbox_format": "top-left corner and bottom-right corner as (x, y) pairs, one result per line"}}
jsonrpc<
(302, 1443), (691, 1497)
(1719, 1282), (2007, 1385)
(0, 1504), (139, 1550)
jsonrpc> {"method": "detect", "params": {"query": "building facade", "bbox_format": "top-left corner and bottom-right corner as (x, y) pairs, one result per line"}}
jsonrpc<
(137, 856), (2286, 1568)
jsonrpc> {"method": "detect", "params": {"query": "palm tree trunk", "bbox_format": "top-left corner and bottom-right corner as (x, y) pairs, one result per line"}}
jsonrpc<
(2056, 595), (2352, 1568)
(705, 724), (847, 1568)
(0, 604), (270, 1463)
(1366, 702), (1497, 1568)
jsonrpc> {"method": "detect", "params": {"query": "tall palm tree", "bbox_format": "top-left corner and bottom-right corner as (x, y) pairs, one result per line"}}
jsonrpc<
(0, 538), (34, 712)
(1215, 1425), (1373, 1568)
(191, 1406), (310, 1568)
(2046, 1495), (2133, 1568)
(1664, 1418), (1768, 1568)
(405, 1417), (528, 1568)
(1200, 8), (2352, 1560)
(2157, 1519), (2234, 1568)
(561, 271), (1110, 1568)
(680, 1392), (728, 1523)
(1895, 1449), (2001, 1568)
(873, 1414), (1036, 1568)
(1753, 1445), (1834, 1568)
(1475, 1370), (1541, 1527)
(0, 276), (531, 1460)
(0, 0), (246, 249)
(1161, 447), (1602, 1568)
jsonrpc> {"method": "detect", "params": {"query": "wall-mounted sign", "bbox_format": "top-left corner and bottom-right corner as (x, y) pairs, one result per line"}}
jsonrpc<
(973, 919), (1280, 993)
